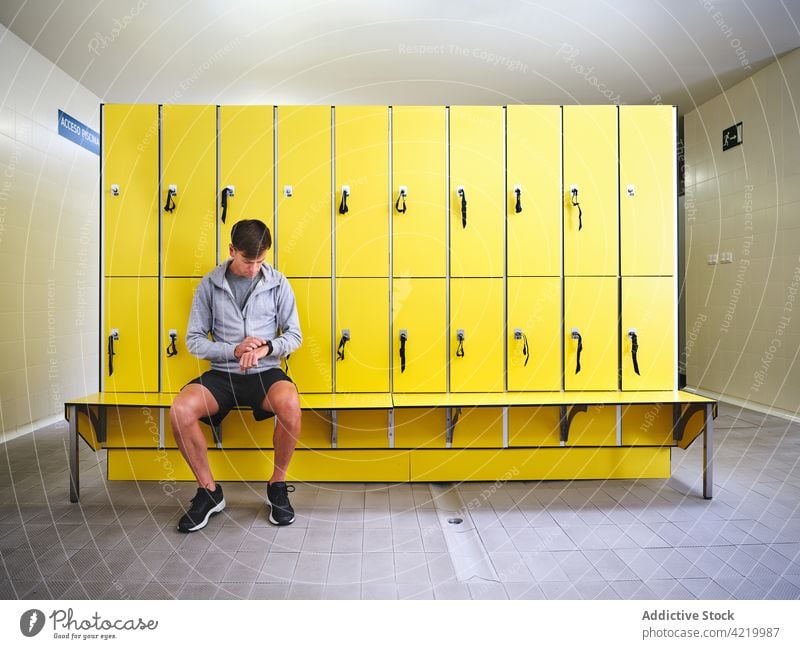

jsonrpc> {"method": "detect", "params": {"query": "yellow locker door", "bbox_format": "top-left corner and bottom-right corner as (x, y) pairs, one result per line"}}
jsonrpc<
(622, 276), (675, 390)
(450, 107), (504, 277)
(507, 105), (561, 276)
(161, 105), (217, 277)
(335, 278), (390, 392)
(507, 277), (561, 391)
(287, 278), (331, 393)
(563, 105), (618, 276)
(392, 278), (446, 392)
(335, 106), (389, 277)
(162, 278), (211, 392)
(620, 106), (675, 276)
(392, 106), (446, 278)
(564, 277), (617, 391)
(103, 104), (159, 277)
(450, 278), (503, 392)
(103, 277), (158, 392)
(219, 105), (274, 266)
(276, 106), (331, 278)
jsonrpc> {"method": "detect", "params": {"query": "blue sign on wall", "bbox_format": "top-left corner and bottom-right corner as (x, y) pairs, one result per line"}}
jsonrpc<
(57, 109), (99, 156)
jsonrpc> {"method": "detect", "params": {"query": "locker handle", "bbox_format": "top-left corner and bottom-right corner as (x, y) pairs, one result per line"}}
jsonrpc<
(570, 187), (582, 231)
(337, 329), (350, 361)
(571, 328), (582, 374)
(220, 186), (234, 224)
(514, 187), (522, 214)
(455, 329), (465, 357)
(399, 329), (408, 373)
(108, 329), (119, 376)
(339, 186), (349, 215)
(164, 186), (177, 213)
(514, 328), (529, 366)
(166, 330), (178, 357)
(395, 187), (407, 214)
(628, 329), (640, 375)
(457, 187), (467, 228)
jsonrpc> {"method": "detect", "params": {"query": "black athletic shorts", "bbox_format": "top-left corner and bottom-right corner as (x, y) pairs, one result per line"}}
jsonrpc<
(188, 367), (294, 427)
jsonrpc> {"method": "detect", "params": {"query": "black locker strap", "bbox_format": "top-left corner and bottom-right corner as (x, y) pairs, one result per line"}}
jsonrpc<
(630, 332), (640, 375)
(220, 187), (232, 223)
(164, 188), (176, 213)
(571, 188), (582, 230)
(337, 331), (350, 360)
(456, 331), (465, 357)
(108, 335), (116, 376)
(521, 332), (529, 367)
(574, 332), (583, 374)
(395, 193), (406, 214)
(339, 189), (349, 214)
(458, 188), (467, 228)
(515, 188), (522, 213)
(166, 332), (178, 357)
(399, 331), (407, 373)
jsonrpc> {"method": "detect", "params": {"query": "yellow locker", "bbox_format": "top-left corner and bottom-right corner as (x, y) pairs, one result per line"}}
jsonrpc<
(392, 106), (446, 277)
(449, 106), (504, 277)
(161, 105), (217, 277)
(162, 278), (210, 393)
(506, 105), (561, 276)
(563, 105), (618, 276)
(335, 106), (389, 277)
(620, 106), (675, 276)
(621, 276), (675, 390)
(392, 278), (446, 392)
(335, 278), (390, 392)
(102, 104), (159, 277)
(287, 278), (332, 393)
(450, 278), (504, 392)
(507, 277), (561, 391)
(103, 277), (158, 392)
(219, 105), (274, 266)
(564, 277), (617, 391)
(276, 106), (331, 278)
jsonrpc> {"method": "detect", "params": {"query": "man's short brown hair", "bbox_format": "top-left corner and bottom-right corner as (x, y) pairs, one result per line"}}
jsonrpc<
(231, 219), (272, 258)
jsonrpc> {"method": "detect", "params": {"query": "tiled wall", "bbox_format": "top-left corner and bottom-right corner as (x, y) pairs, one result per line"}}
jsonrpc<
(0, 25), (101, 441)
(684, 48), (800, 414)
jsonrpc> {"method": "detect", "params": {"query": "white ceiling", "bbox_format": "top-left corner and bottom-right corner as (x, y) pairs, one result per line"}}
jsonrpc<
(1, 0), (799, 113)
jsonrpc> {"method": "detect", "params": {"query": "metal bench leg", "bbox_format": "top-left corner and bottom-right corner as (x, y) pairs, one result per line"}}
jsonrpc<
(68, 404), (79, 502)
(703, 402), (713, 500)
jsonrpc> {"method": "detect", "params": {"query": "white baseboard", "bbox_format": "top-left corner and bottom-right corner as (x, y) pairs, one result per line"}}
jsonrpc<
(0, 414), (64, 445)
(684, 386), (800, 424)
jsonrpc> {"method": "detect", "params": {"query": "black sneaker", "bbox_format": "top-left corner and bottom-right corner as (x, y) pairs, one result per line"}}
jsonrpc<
(266, 482), (296, 525)
(177, 485), (226, 533)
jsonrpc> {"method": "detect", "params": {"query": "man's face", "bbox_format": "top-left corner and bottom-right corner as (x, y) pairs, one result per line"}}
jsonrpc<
(228, 244), (265, 278)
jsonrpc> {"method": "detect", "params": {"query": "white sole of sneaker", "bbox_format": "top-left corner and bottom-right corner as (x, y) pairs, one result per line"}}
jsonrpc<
(266, 498), (295, 526)
(180, 498), (226, 533)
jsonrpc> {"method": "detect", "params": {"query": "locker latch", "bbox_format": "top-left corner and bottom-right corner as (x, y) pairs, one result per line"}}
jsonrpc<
(283, 185), (293, 198)
(220, 186), (235, 224)
(339, 186), (350, 214)
(110, 184), (120, 197)
(571, 328), (583, 374)
(399, 329), (408, 373)
(514, 328), (529, 366)
(167, 329), (179, 357)
(570, 185), (582, 230)
(628, 329), (640, 375)
(337, 329), (350, 360)
(455, 329), (465, 357)
(108, 329), (119, 376)
(395, 186), (407, 214)
(456, 186), (467, 228)
(627, 184), (635, 197)
(164, 185), (177, 213)
(513, 185), (522, 213)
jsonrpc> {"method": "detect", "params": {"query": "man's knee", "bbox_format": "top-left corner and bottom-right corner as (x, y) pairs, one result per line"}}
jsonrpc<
(268, 388), (301, 428)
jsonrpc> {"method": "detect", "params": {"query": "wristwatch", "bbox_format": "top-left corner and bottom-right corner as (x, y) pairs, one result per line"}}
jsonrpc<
(266, 340), (274, 356)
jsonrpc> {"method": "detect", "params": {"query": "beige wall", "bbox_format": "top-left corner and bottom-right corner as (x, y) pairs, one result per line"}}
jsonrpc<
(0, 25), (100, 441)
(684, 48), (800, 415)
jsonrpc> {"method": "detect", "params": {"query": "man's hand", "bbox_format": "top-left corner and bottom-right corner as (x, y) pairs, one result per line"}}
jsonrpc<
(239, 344), (270, 371)
(234, 336), (267, 360)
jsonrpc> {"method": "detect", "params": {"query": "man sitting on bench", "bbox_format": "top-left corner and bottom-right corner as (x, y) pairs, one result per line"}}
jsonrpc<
(171, 219), (303, 532)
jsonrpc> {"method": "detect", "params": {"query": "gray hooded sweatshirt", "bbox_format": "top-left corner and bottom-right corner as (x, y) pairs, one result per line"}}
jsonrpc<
(186, 260), (302, 374)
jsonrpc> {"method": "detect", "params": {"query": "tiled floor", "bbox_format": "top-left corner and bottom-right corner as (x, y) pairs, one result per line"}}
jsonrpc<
(1, 402), (799, 600)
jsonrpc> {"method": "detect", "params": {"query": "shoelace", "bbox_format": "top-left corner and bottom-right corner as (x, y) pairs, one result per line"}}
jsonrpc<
(271, 484), (295, 505)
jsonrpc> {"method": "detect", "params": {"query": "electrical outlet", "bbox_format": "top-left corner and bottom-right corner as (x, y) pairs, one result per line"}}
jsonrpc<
(720, 251), (734, 264)
(707, 254), (718, 265)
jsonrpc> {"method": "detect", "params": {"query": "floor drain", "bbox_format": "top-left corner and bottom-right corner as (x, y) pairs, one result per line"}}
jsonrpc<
(447, 517), (463, 524)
